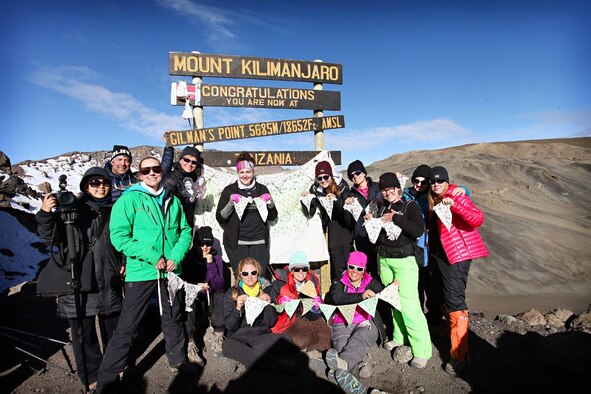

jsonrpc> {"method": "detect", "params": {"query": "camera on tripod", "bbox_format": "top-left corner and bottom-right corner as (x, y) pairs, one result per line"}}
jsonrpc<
(56, 175), (76, 212)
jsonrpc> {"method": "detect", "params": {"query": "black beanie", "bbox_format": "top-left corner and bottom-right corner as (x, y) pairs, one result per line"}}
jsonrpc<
(378, 172), (401, 190)
(80, 167), (111, 191)
(197, 226), (214, 245)
(430, 166), (449, 183)
(111, 145), (131, 162)
(347, 160), (367, 180)
(180, 146), (201, 160)
(412, 164), (431, 181)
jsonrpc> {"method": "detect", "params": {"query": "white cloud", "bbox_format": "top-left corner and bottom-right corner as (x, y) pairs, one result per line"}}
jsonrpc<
(30, 65), (185, 139)
(326, 118), (472, 151)
(517, 106), (591, 137)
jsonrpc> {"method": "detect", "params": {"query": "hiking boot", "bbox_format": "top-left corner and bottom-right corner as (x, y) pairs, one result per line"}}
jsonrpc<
(383, 340), (403, 351)
(334, 368), (368, 394)
(391, 346), (413, 364)
(169, 362), (198, 374)
(211, 331), (224, 356)
(358, 361), (372, 378)
(444, 359), (466, 377)
(187, 341), (205, 366)
(325, 348), (348, 371)
(409, 357), (428, 369)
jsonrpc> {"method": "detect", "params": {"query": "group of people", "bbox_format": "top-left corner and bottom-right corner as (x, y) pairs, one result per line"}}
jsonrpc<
(35, 144), (488, 393)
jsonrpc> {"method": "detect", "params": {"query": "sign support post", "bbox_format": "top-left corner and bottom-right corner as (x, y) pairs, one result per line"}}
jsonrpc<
(191, 51), (204, 152)
(313, 59), (324, 152)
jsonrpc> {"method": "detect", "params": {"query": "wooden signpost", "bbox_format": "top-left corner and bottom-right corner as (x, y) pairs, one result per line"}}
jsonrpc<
(171, 82), (341, 110)
(201, 150), (341, 167)
(165, 115), (345, 146)
(169, 53), (343, 84)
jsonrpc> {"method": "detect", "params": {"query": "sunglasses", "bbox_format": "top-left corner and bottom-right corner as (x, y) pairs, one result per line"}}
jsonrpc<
(139, 166), (163, 175)
(350, 170), (363, 178)
(348, 265), (364, 272)
(182, 157), (198, 165)
(317, 175), (331, 182)
(88, 179), (110, 188)
(413, 178), (428, 186)
(200, 242), (213, 247)
(432, 179), (448, 185)
(241, 270), (258, 277)
(291, 267), (309, 273)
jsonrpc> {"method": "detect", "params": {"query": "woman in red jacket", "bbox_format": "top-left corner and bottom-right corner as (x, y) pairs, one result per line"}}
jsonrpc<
(427, 166), (488, 376)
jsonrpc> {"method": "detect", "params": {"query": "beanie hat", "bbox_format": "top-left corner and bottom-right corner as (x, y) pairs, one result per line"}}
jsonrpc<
(347, 160), (367, 180)
(110, 145), (132, 162)
(180, 146), (201, 161)
(430, 166), (449, 183)
(412, 164), (431, 181)
(80, 167), (111, 191)
(378, 172), (401, 190)
(347, 251), (367, 269)
(197, 226), (214, 245)
(288, 251), (310, 269)
(315, 161), (333, 177)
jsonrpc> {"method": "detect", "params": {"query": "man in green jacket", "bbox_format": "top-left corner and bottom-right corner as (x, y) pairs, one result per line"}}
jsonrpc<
(97, 157), (192, 392)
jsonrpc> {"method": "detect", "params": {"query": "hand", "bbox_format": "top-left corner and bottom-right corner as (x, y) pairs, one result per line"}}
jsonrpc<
(119, 266), (126, 276)
(204, 253), (213, 263)
(301, 191), (309, 197)
(165, 260), (177, 272)
(345, 197), (354, 205)
(451, 187), (466, 197)
(442, 197), (454, 206)
(362, 290), (376, 300)
(236, 294), (247, 311)
(260, 193), (271, 203)
(198, 283), (209, 292)
(41, 194), (58, 213)
(162, 131), (170, 145)
(155, 258), (167, 270)
(230, 193), (241, 203)
(258, 293), (271, 303)
(363, 213), (374, 221)
(381, 212), (395, 222)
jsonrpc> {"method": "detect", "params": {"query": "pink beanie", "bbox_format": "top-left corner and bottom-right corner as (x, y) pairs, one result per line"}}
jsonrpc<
(347, 251), (367, 269)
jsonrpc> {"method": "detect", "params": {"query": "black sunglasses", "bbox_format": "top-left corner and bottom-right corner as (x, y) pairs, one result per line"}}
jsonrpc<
(241, 270), (258, 277)
(432, 179), (448, 185)
(139, 166), (163, 175)
(317, 175), (331, 182)
(347, 265), (364, 272)
(182, 157), (198, 165)
(413, 178), (428, 186)
(291, 267), (309, 273)
(350, 170), (363, 178)
(87, 179), (110, 188)
(200, 242), (213, 247)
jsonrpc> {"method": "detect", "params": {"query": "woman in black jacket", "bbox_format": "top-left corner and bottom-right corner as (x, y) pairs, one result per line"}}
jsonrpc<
(215, 152), (278, 279)
(36, 167), (123, 389)
(301, 161), (354, 280)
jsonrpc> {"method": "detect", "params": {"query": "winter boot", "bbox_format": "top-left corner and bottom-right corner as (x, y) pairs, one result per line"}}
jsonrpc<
(448, 310), (469, 363)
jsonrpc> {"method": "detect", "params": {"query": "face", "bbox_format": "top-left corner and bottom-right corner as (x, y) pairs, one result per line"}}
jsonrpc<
(350, 170), (366, 186)
(139, 158), (163, 189)
(111, 156), (130, 175)
(316, 174), (332, 189)
(238, 168), (254, 186)
(347, 264), (364, 282)
(431, 180), (449, 196)
(381, 187), (401, 203)
(291, 266), (309, 283)
(240, 263), (258, 287)
(200, 243), (212, 255)
(85, 177), (111, 199)
(180, 155), (198, 173)
(412, 177), (429, 193)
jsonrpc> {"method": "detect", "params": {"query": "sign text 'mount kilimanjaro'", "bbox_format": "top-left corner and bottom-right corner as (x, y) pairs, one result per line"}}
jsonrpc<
(169, 53), (343, 84)
(165, 115), (345, 146)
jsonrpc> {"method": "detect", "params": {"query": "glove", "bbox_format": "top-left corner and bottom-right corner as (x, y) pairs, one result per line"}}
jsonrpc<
(230, 194), (241, 203)
(260, 193), (272, 203)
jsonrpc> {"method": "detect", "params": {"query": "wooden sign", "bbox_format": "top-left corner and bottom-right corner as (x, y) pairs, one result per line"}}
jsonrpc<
(169, 52), (343, 84)
(201, 151), (341, 167)
(171, 83), (341, 110)
(165, 115), (345, 146)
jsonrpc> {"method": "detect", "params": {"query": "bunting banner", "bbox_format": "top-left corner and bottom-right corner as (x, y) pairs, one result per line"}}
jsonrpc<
(273, 303), (285, 313)
(167, 272), (185, 306)
(383, 221), (402, 240)
(284, 299), (301, 318)
(184, 282), (205, 312)
(358, 297), (379, 317)
(318, 196), (334, 219)
(365, 200), (379, 217)
(319, 303), (338, 321)
(376, 282), (402, 311)
(253, 196), (269, 222)
(398, 175), (409, 190)
(364, 218), (384, 244)
(245, 296), (269, 325)
(234, 196), (252, 220)
(301, 299), (314, 316)
(299, 280), (318, 298)
(434, 203), (452, 231)
(299, 193), (315, 212)
(344, 198), (364, 221)
(339, 304), (358, 325)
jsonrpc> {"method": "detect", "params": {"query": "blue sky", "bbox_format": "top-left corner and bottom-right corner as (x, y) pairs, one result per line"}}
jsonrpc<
(2, 0), (590, 168)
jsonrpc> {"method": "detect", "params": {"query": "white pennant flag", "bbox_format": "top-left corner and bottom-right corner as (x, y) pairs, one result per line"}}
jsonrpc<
(299, 194), (315, 213)
(364, 218), (383, 244)
(253, 197), (269, 222)
(358, 297), (379, 318)
(182, 100), (193, 120)
(167, 272), (185, 306)
(318, 196), (334, 219)
(398, 175), (409, 189)
(383, 221), (402, 241)
(377, 282), (402, 311)
(245, 296), (269, 325)
(365, 200), (379, 217)
(434, 203), (453, 231)
(319, 303), (337, 321)
(234, 196), (252, 220)
(344, 198), (364, 221)
(184, 282), (204, 312)
(284, 299), (301, 318)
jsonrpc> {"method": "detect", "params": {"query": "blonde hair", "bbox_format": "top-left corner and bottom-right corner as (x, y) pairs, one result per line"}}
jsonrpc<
(139, 156), (160, 168)
(230, 257), (262, 300)
(428, 182), (450, 212)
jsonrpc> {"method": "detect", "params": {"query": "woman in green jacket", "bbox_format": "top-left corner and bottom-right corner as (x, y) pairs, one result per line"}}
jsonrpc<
(97, 157), (193, 392)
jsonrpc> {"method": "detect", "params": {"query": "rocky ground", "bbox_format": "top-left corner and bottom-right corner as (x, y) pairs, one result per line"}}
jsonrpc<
(1, 282), (590, 394)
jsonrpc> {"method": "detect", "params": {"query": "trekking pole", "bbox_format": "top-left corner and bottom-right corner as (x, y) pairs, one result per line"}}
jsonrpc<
(12, 344), (74, 374)
(157, 270), (163, 316)
(0, 325), (69, 345)
(0, 331), (43, 350)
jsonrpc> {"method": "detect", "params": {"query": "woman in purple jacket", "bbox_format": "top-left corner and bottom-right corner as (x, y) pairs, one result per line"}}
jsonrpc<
(182, 226), (227, 364)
